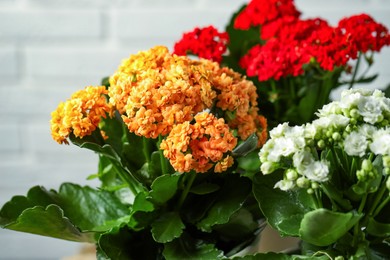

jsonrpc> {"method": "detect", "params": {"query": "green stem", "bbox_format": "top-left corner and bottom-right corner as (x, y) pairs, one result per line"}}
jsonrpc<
(349, 52), (362, 89)
(158, 135), (169, 175)
(321, 183), (352, 211)
(176, 172), (197, 210)
(315, 189), (323, 208)
(270, 80), (280, 119)
(369, 175), (389, 218)
(373, 196), (390, 218)
(351, 194), (368, 247)
(311, 192), (320, 209)
(143, 137), (151, 164)
(358, 194), (368, 214)
(109, 158), (143, 195)
(289, 77), (296, 101)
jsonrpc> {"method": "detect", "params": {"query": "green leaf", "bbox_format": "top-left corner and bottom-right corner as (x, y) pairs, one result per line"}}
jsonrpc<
(57, 183), (130, 231)
(299, 209), (363, 246)
(0, 184), (129, 242)
(232, 252), (293, 259)
(149, 174), (181, 205)
(213, 208), (259, 240)
(368, 242), (390, 259)
(2, 204), (94, 242)
(298, 83), (319, 123)
(384, 83), (390, 98)
(190, 182), (220, 195)
(236, 150), (261, 176)
(232, 134), (259, 157)
(163, 232), (224, 260)
(98, 226), (160, 260)
(223, 4), (262, 72)
(353, 74), (378, 84)
(151, 211), (185, 243)
(148, 151), (163, 179)
(253, 172), (315, 236)
(128, 192), (157, 230)
(367, 217), (390, 237)
(196, 175), (252, 232)
(97, 155), (122, 190)
(101, 76), (110, 87)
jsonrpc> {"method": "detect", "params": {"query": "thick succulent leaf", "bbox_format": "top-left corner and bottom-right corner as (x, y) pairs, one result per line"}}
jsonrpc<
(299, 209), (363, 246)
(298, 83), (320, 123)
(190, 182), (220, 195)
(213, 208), (259, 240)
(0, 183), (129, 242)
(366, 217), (390, 237)
(232, 252), (293, 259)
(252, 172), (316, 237)
(2, 204), (94, 242)
(151, 211), (185, 243)
(149, 174), (181, 205)
(196, 175), (252, 232)
(163, 232), (224, 260)
(57, 183), (130, 231)
(98, 226), (160, 260)
(224, 4), (262, 72)
(232, 134), (259, 157)
(128, 192), (158, 230)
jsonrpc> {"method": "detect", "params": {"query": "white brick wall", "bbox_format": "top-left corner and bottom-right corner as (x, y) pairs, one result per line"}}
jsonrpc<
(0, 0), (389, 259)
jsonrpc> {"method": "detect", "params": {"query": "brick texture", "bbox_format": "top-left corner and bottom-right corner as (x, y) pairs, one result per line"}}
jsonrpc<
(0, 0), (389, 258)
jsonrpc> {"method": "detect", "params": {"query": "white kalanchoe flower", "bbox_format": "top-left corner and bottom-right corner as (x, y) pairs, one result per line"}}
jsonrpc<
(274, 179), (295, 191)
(302, 160), (330, 183)
(357, 96), (384, 124)
(285, 125), (306, 149)
(316, 101), (342, 117)
(269, 122), (290, 138)
(259, 88), (390, 192)
(373, 89), (385, 98)
(293, 150), (315, 175)
(344, 131), (369, 157)
(304, 123), (317, 139)
(340, 89), (364, 109)
(358, 124), (377, 140)
(260, 161), (278, 174)
(369, 128), (390, 155)
(271, 137), (297, 159)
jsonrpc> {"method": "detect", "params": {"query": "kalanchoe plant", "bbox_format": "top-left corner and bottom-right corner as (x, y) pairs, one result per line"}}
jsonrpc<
(255, 88), (390, 258)
(0, 46), (272, 259)
(173, 0), (390, 127)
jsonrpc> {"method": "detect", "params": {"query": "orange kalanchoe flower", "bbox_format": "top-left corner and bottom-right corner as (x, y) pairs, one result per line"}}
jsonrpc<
(160, 112), (237, 173)
(50, 86), (113, 144)
(210, 66), (264, 145)
(109, 46), (217, 139)
(109, 45), (267, 144)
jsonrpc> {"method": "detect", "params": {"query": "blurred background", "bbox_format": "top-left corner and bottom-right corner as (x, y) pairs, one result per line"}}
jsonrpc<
(0, 0), (389, 259)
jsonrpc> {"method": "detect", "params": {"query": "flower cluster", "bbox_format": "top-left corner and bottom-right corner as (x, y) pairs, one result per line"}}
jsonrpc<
(51, 46), (266, 173)
(50, 86), (113, 144)
(160, 112), (237, 173)
(259, 88), (390, 192)
(239, 9), (390, 80)
(234, 0), (300, 30)
(173, 0), (390, 126)
(173, 26), (229, 63)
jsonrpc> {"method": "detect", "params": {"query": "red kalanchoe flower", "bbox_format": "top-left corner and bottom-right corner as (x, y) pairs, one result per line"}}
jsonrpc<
(173, 26), (229, 63)
(239, 39), (310, 81)
(234, 0), (300, 30)
(304, 25), (352, 70)
(337, 14), (390, 54)
(261, 17), (329, 42)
